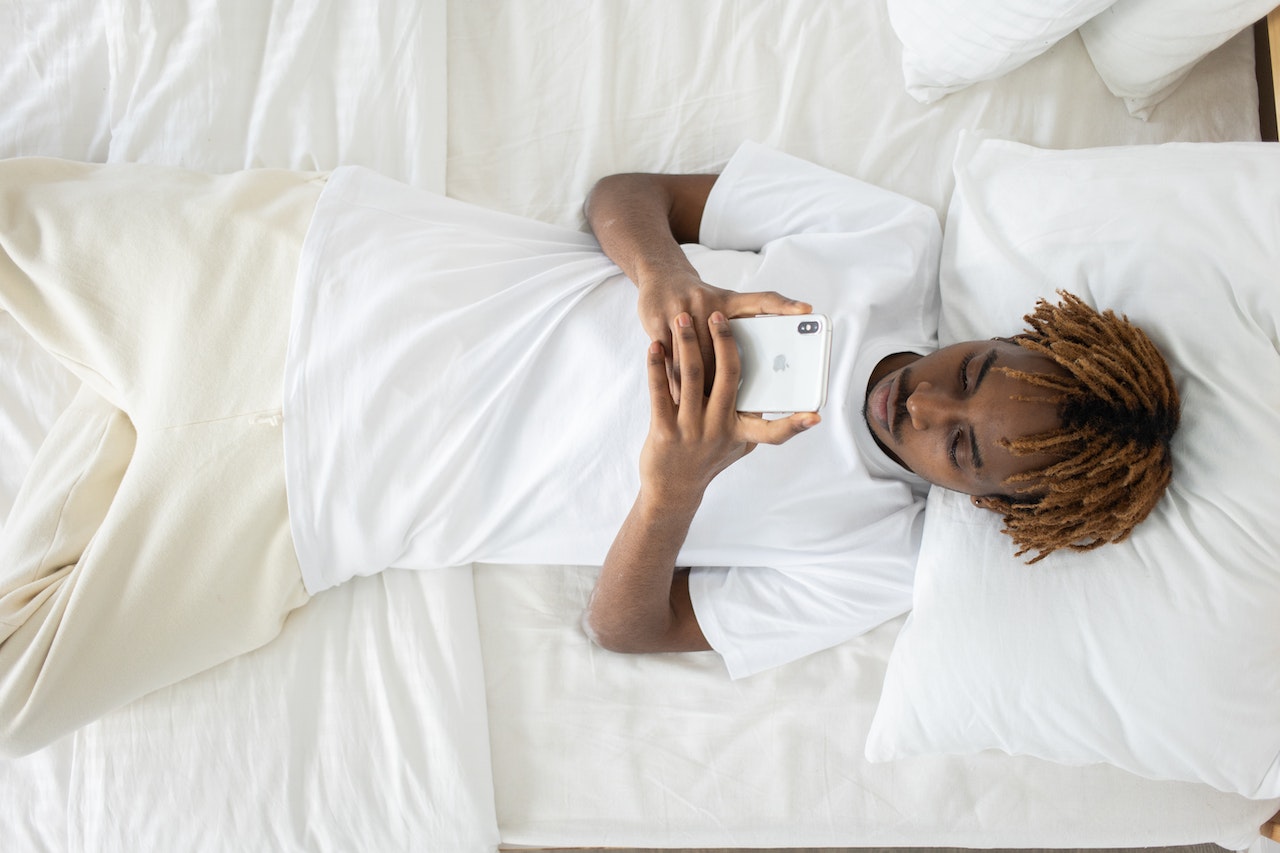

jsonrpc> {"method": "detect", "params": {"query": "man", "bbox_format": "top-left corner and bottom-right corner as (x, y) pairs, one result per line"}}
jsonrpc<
(0, 143), (1178, 755)
(581, 146), (1179, 664)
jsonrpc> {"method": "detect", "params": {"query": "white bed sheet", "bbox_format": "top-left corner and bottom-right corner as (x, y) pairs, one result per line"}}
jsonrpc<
(0, 569), (500, 853)
(477, 564), (1276, 850)
(445, 0), (1258, 229)
(0, 0), (1275, 850)
(0, 0), (112, 162)
(104, 0), (447, 190)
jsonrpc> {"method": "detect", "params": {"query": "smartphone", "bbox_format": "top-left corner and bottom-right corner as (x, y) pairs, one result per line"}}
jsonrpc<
(727, 313), (832, 412)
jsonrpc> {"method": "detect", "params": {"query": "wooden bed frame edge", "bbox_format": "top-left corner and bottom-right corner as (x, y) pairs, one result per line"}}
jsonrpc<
(1259, 7), (1280, 141)
(1270, 8), (1280, 139)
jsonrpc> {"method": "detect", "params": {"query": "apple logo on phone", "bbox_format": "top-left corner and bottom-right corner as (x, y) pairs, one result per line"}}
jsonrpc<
(772, 354), (789, 372)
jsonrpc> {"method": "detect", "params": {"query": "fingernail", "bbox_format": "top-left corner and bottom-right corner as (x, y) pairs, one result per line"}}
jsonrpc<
(676, 313), (691, 328)
(649, 341), (663, 354)
(710, 311), (726, 324)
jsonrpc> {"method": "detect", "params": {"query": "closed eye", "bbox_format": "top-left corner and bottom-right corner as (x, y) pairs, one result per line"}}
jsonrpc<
(966, 349), (998, 472)
(959, 353), (974, 391)
(974, 348), (998, 391)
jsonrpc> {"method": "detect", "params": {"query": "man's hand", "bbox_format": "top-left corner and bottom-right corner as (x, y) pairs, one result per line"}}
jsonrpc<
(584, 311), (818, 655)
(636, 269), (810, 399)
(640, 311), (818, 507)
(584, 171), (810, 396)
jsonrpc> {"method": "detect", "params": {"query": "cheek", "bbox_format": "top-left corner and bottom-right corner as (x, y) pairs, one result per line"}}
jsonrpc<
(898, 435), (948, 482)
(900, 434), (998, 495)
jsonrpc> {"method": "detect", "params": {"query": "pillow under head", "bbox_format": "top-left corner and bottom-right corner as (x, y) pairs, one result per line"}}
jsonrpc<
(866, 134), (1280, 801)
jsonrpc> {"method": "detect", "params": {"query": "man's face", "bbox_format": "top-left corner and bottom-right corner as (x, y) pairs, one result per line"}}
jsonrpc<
(863, 340), (1066, 499)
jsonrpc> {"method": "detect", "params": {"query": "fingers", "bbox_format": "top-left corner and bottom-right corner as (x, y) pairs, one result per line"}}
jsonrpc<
(1264, 817), (1280, 841)
(672, 311), (742, 416)
(670, 313), (704, 425)
(738, 411), (821, 446)
(727, 290), (812, 318)
(705, 311), (741, 415)
(646, 340), (675, 424)
(696, 334), (716, 396)
(666, 313), (715, 398)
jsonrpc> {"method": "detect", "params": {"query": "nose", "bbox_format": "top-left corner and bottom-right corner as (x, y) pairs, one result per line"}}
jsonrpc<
(905, 381), (959, 430)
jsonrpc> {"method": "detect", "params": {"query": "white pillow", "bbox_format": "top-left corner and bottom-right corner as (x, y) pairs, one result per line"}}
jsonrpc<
(865, 134), (1280, 800)
(1079, 0), (1276, 119)
(104, 0), (446, 190)
(887, 0), (1118, 103)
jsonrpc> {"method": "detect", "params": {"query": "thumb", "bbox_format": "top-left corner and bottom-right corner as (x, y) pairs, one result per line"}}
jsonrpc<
(728, 290), (812, 318)
(739, 412), (821, 446)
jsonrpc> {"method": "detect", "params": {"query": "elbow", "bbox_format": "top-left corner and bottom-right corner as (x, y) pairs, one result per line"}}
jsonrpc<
(581, 609), (626, 653)
(584, 174), (626, 228)
(581, 607), (650, 655)
(583, 173), (657, 228)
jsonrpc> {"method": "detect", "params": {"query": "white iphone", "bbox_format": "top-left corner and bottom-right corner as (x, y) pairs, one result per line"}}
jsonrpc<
(727, 314), (832, 412)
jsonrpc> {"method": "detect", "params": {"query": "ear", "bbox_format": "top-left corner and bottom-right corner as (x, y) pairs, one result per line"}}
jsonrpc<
(970, 495), (1001, 512)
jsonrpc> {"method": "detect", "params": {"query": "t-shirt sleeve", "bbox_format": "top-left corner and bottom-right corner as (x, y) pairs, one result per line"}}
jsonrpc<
(699, 141), (940, 252)
(687, 547), (919, 680)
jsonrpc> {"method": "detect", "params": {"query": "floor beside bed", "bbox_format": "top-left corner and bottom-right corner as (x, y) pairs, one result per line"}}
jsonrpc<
(524, 840), (1223, 845)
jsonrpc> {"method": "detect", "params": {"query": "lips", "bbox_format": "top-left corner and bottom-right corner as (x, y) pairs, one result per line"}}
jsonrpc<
(883, 375), (896, 435)
(868, 377), (892, 431)
(869, 371), (906, 439)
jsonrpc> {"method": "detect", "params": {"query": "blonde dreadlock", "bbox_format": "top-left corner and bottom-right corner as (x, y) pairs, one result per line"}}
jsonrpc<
(986, 291), (1180, 563)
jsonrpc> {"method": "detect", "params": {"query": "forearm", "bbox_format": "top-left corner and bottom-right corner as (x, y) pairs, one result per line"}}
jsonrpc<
(584, 173), (711, 287)
(585, 172), (806, 386)
(586, 487), (706, 654)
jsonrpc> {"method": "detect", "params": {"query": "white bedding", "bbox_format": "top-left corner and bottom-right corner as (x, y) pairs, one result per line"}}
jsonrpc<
(478, 565), (1275, 849)
(445, 0), (1258, 227)
(1, 0), (1276, 850)
(0, 569), (499, 852)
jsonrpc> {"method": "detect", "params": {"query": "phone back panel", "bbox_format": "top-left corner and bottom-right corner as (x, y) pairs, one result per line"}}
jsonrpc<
(728, 314), (832, 412)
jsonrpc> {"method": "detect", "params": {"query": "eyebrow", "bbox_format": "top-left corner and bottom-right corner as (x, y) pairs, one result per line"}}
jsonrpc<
(968, 349), (1000, 470)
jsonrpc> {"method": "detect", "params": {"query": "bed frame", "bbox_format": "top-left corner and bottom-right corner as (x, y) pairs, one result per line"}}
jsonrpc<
(1259, 8), (1280, 139)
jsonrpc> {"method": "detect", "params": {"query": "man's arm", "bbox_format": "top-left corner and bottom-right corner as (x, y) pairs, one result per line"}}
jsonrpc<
(584, 311), (818, 653)
(585, 172), (810, 395)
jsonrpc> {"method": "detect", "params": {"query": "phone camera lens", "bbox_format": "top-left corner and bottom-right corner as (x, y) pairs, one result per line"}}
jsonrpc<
(798, 320), (819, 334)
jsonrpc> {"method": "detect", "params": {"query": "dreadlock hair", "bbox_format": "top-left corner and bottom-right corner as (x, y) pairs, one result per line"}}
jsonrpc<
(985, 291), (1180, 563)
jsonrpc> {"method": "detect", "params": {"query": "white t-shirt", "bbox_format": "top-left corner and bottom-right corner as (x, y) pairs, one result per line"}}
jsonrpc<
(283, 142), (940, 678)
